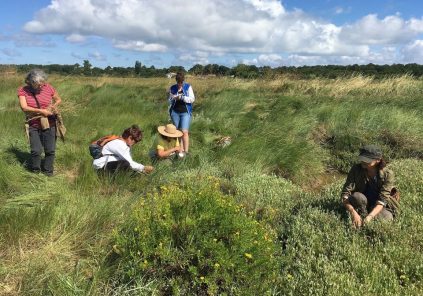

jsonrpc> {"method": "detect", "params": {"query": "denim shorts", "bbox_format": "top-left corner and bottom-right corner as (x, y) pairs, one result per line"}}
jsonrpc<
(170, 110), (191, 131)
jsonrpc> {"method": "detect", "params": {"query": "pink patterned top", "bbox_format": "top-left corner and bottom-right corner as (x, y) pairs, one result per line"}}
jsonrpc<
(18, 83), (56, 128)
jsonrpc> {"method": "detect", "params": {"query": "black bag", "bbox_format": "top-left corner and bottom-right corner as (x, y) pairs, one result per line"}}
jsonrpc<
(89, 135), (121, 159)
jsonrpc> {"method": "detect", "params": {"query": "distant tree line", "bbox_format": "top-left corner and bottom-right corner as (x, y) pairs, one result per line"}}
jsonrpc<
(5, 60), (423, 79)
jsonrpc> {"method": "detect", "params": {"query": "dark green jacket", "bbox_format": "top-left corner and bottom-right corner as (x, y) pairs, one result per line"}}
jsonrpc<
(341, 164), (394, 206)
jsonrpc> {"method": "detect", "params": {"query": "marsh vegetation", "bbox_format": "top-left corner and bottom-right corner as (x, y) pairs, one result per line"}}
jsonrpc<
(1, 75), (422, 295)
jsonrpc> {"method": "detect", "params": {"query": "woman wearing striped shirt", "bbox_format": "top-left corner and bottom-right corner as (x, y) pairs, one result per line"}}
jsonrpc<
(18, 69), (62, 176)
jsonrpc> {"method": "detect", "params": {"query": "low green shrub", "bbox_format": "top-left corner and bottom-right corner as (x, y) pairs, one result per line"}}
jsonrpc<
(112, 180), (281, 295)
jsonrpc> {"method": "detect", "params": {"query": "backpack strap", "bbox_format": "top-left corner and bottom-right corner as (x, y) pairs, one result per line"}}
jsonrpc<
(29, 90), (42, 109)
(98, 135), (122, 146)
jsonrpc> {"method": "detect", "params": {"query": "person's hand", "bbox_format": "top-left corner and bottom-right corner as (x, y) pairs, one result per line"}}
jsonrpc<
(364, 215), (374, 225)
(48, 105), (58, 114)
(352, 213), (363, 228)
(143, 166), (154, 174)
(41, 109), (53, 117)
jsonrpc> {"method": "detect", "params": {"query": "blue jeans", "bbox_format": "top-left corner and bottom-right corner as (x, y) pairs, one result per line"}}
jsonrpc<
(170, 110), (191, 131)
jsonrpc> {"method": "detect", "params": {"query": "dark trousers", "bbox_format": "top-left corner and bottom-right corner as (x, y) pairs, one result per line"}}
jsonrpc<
(104, 160), (131, 174)
(29, 126), (56, 175)
(348, 192), (393, 221)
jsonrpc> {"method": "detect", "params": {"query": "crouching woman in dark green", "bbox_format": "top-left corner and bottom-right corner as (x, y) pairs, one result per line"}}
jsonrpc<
(341, 145), (396, 228)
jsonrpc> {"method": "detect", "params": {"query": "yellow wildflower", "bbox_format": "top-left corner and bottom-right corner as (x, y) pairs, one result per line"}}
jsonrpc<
(244, 253), (253, 259)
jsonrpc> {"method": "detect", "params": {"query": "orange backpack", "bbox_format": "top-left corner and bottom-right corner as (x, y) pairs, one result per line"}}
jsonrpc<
(89, 135), (122, 159)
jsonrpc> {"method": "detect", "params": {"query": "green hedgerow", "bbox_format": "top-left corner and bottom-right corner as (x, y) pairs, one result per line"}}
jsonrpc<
(112, 180), (281, 295)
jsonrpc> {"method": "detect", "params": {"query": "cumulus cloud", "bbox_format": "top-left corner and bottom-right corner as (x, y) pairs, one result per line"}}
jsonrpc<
(340, 14), (423, 45)
(178, 51), (210, 65)
(22, 0), (349, 55)
(247, 0), (285, 17)
(402, 40), (423, 63)
(88, 51), (107, 61)
(113, 40), (167, 52)
(66, 33), (87, 43)
(242, 53), (284, 67)
(258, 54), (283, 66)
(21, 0), (423, 65)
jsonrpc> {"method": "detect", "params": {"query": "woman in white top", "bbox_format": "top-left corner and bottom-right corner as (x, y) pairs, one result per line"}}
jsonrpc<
(93, 125), (154, 174)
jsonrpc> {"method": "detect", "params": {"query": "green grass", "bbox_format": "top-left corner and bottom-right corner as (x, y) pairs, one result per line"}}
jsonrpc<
(1, 75), (422, 295)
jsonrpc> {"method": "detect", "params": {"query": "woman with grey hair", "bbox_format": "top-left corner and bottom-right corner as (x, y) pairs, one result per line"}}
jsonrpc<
(18, 69), (62, 176)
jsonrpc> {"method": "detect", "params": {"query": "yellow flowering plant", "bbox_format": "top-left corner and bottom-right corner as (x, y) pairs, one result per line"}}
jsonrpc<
(112, 180), (280, 295)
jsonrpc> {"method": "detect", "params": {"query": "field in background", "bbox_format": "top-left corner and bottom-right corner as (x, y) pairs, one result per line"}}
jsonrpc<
(0, 75), (422, 295)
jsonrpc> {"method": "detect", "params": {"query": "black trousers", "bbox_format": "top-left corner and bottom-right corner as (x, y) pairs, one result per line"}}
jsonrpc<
(29, 126), (56, 175)
(104, 160), (131, 174)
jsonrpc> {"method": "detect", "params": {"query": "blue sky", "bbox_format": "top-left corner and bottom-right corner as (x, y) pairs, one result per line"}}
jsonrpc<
(1, 0), (423, 68)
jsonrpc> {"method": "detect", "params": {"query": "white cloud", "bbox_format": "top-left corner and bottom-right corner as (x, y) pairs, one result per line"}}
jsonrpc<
(88, 51), (106, 61)
(402, 40), (423, 63)
(23, 0), (338, 54)
(252, 54), (284, 66)
(259, 53), (283, 63)
(247, 0), (285, 17)
(242, 57), (258, 65)
(366, 47), (398, 64)
(114, 40), (167, 52)
(340, 14), (423, 45)
(66, 34), (86, 43)
(21, 0), (423, 65)
(178, 51), (210, 65)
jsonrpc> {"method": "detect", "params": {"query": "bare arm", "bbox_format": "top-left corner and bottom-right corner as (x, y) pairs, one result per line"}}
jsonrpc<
(364, 204), (384, 224)
(19, 96), (52, 117)
(343, 198), (362, 228)
(156, 146), (181, 158)
(51, 91), (62, 110)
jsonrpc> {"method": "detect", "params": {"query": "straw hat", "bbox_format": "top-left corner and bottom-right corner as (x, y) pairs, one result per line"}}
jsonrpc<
(157, 124), (183, 138)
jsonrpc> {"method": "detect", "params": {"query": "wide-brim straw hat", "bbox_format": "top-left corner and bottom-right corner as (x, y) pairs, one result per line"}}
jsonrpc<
(158, 124), (183, 138)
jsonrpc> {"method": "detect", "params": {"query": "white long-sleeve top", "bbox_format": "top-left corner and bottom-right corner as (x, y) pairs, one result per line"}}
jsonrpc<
(92, 139), (145, 172)
(167, 85), (195, 104)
